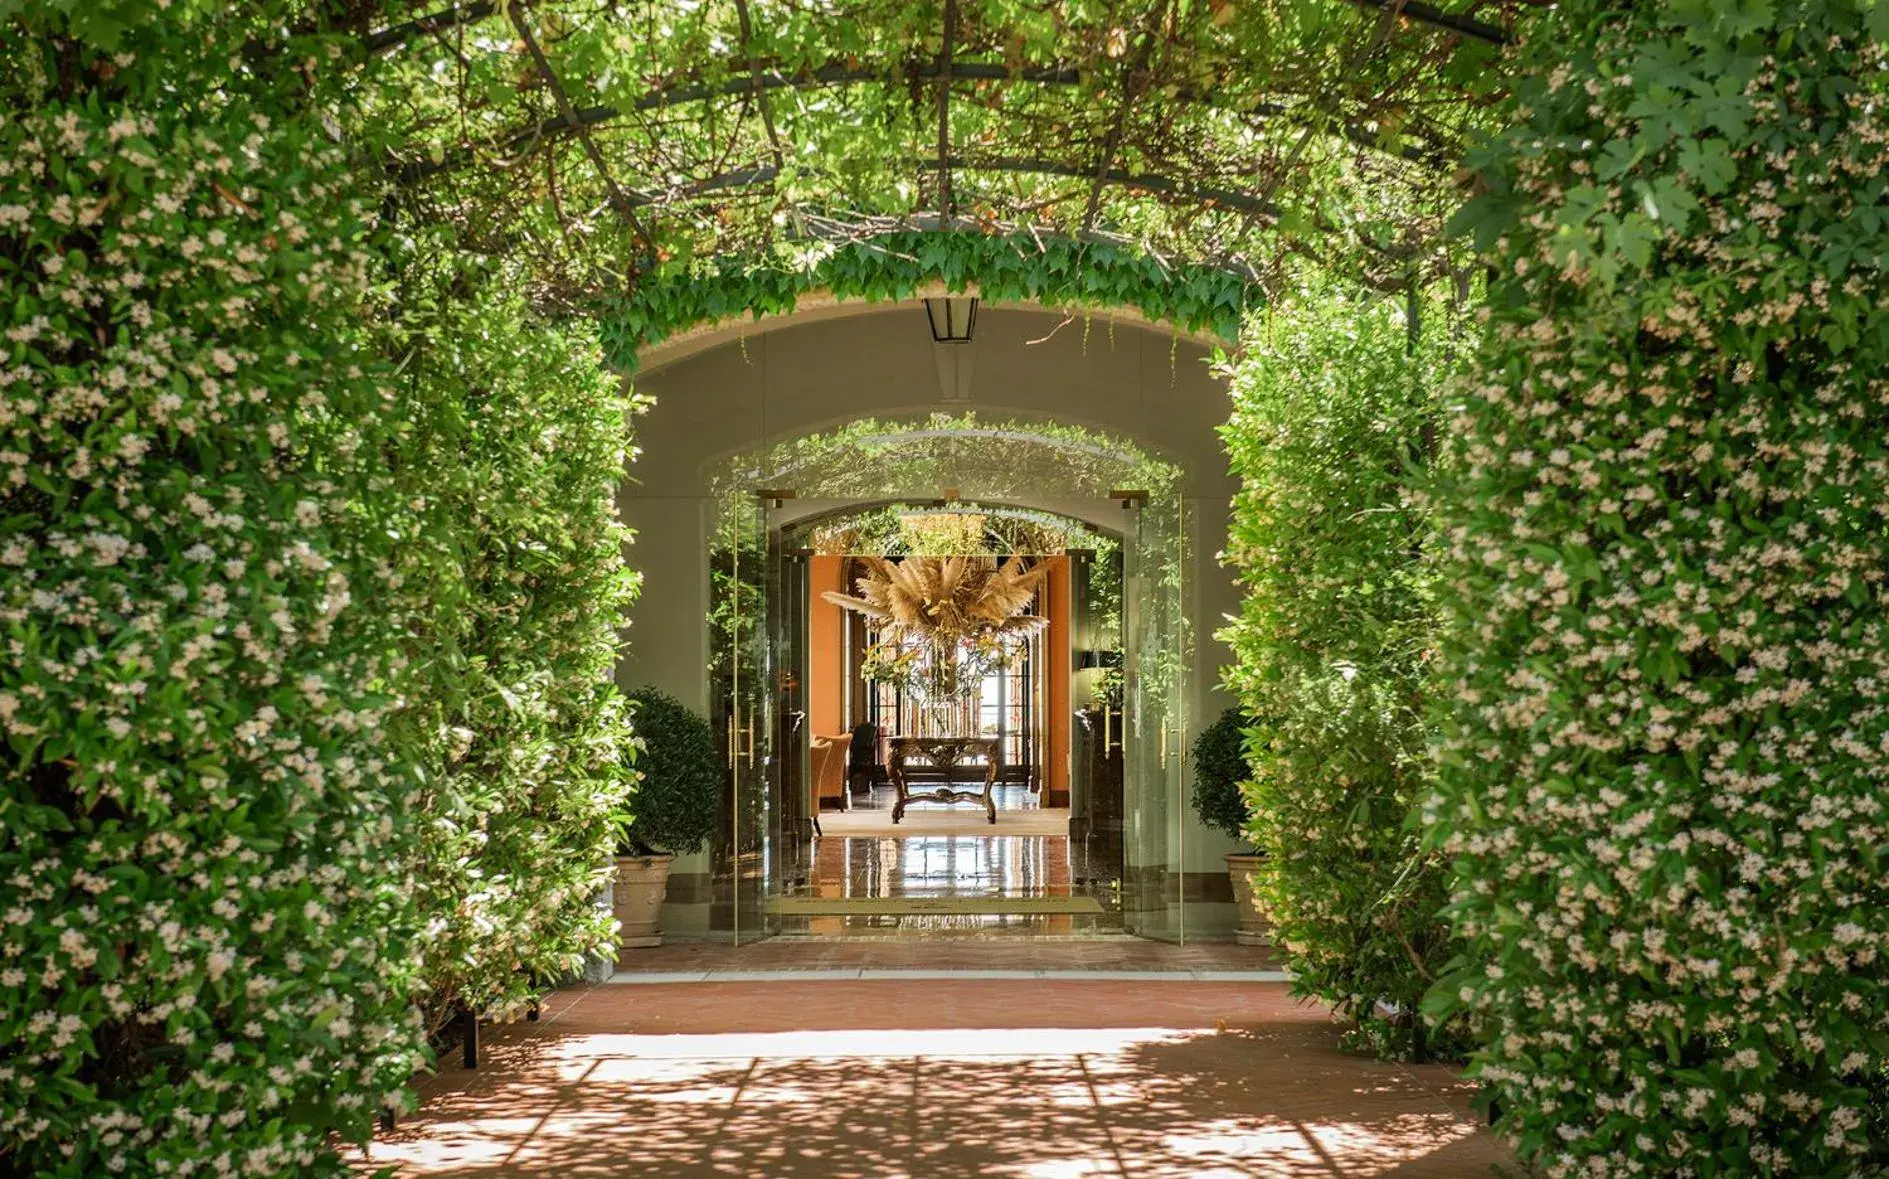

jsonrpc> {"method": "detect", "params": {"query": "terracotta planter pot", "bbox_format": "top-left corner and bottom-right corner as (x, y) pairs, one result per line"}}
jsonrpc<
(614, 854), (675, 955)
(1225, 852), (1270, 948)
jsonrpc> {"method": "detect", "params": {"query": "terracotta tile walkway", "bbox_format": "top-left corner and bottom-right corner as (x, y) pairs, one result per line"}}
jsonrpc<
(353, 977), (1511, 1178)
(614, 937), (1283, 976)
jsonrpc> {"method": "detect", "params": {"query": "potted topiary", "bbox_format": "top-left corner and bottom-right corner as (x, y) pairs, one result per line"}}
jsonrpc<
(617, 688), (721, 953)
(1192, 706), (1269, 947)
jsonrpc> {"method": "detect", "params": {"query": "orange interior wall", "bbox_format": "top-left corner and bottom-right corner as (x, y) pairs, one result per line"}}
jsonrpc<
(809, 552), (1069, 798)
(808, 556), (847, 739)
(1045, 556), (1071, 803)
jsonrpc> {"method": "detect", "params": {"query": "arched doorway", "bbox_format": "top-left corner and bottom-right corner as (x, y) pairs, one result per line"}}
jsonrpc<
(619, 300), (1252, 947)
(701, 416), (1199, 942)
(769, 503), (1121, 936)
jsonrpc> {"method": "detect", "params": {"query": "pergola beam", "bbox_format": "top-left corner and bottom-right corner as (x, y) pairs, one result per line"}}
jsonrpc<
(1339, 0), (1511, 45)
(943, 156), (1279, 217)
(653, 156), (1280, 218)
(363, 1), (496, 56)
(397, 58), (1443, 184)
(505, 6), (660, 257)
(937, 0), (957, 221)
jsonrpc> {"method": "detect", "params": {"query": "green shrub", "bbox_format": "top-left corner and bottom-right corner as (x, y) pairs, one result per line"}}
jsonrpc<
(1191, 707), (1255, 845)
(1427, 1), (1889, 1171)
(1219, 283), (1465, 1061)
(623, 689), (721, 857)
(388, 256), (640, 1037)
(0, 11), (645, 1171)
(0, 12), (427, 1173)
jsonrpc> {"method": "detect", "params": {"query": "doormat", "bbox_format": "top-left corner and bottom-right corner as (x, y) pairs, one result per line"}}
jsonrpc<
(768, 895), (1106, 916)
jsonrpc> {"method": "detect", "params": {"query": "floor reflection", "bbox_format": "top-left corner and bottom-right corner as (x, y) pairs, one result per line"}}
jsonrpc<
(809, 835), (1077, 900)
(776, 786), (1123, 936)
(847, 783), (1055, 815)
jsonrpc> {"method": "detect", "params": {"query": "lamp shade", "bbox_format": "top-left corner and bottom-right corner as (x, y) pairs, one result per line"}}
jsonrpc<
(923, 296), (978, 342)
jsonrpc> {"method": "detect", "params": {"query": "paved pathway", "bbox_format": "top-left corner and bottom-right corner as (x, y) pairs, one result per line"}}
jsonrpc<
(608, 937), (1287, 982)
(353, 963), (1512, 1177)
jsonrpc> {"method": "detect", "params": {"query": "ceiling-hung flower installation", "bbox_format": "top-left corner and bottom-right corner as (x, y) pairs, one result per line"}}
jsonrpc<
(824, 555), (1050, 648)
(825, 555), (1050, 734)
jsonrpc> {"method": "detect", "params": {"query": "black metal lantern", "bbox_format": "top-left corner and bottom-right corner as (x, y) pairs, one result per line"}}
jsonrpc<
(923, 295), (979, 343)
(925, 296), (978, 403)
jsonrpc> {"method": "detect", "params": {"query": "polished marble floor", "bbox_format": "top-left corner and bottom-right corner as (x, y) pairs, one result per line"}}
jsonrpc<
(804, 831), (1092, 899)
(776, 785), (1127, 935)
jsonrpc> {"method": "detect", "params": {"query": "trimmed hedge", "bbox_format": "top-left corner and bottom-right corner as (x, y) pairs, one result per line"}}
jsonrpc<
(0, 12), (640, 1174)
(1219, 285), (1464, 1061)
(622, 689), (721, 857)
(389, 259), (639, 1037)
(1190, 706), (1254, 846)
(0, 13), (427, 1173)
(1427, 1), (1889, 1171)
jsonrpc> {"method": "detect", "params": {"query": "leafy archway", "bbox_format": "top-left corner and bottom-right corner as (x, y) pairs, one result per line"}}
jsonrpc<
(365, 0), (1523, 299)
(6, 1), (1887, 1176)
(705, 412), (1182, 713)
(709, 410), (1183, 505)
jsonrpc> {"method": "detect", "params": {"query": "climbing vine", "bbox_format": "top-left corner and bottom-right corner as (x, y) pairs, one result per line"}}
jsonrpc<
(804, 502), (1113, 558)
(1426, 1), (1889, 1172)
(0, 11), (429, 1173)
(373, 0), (1519, 303)
(383, 254), (640, 1039)
(709, 411), (1182, 506)
(600, 232), (1253, 366)
(0, 9), (640, 1175)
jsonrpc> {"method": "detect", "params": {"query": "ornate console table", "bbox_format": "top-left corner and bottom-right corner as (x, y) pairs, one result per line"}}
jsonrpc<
(887, 735), (1002, 824)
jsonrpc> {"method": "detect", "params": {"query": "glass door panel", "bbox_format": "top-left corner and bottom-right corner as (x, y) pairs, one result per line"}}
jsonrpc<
(1122, 493), (1188, 942)
(711, 492), (776, 944)
(771, 520), (812, 897)
(1069, 544), (1125, 900)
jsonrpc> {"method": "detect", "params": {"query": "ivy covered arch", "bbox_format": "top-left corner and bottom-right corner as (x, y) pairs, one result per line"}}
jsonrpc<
(706, 411), (1185, 507)
(603, 230), (1256, 369)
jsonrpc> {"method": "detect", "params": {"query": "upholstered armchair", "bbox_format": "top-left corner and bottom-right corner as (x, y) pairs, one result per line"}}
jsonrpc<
(809, 733), (851, 811)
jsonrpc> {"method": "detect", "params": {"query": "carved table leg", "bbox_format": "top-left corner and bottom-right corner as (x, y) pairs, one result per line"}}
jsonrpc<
(983, 752), (999, 824)
(890, 751), (907, 824)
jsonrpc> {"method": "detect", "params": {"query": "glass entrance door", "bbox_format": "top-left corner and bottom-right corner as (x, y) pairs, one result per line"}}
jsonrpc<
(730, 495), (868, 927)
(773, 531), (813, 896)
(1120, 492), (1189, 942)
(711, 491), (782, 944)
(714, 491), (1186, 939)
(1069, 544), (1124, 898)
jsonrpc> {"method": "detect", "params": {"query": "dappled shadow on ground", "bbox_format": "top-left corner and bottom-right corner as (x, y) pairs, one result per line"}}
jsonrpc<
(348, 983), (1510, 1178)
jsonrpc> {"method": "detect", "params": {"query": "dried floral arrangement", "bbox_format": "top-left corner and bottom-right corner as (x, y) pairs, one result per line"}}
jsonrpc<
(824, 556), (1050, 725)
(825, 555), (1049, 648)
